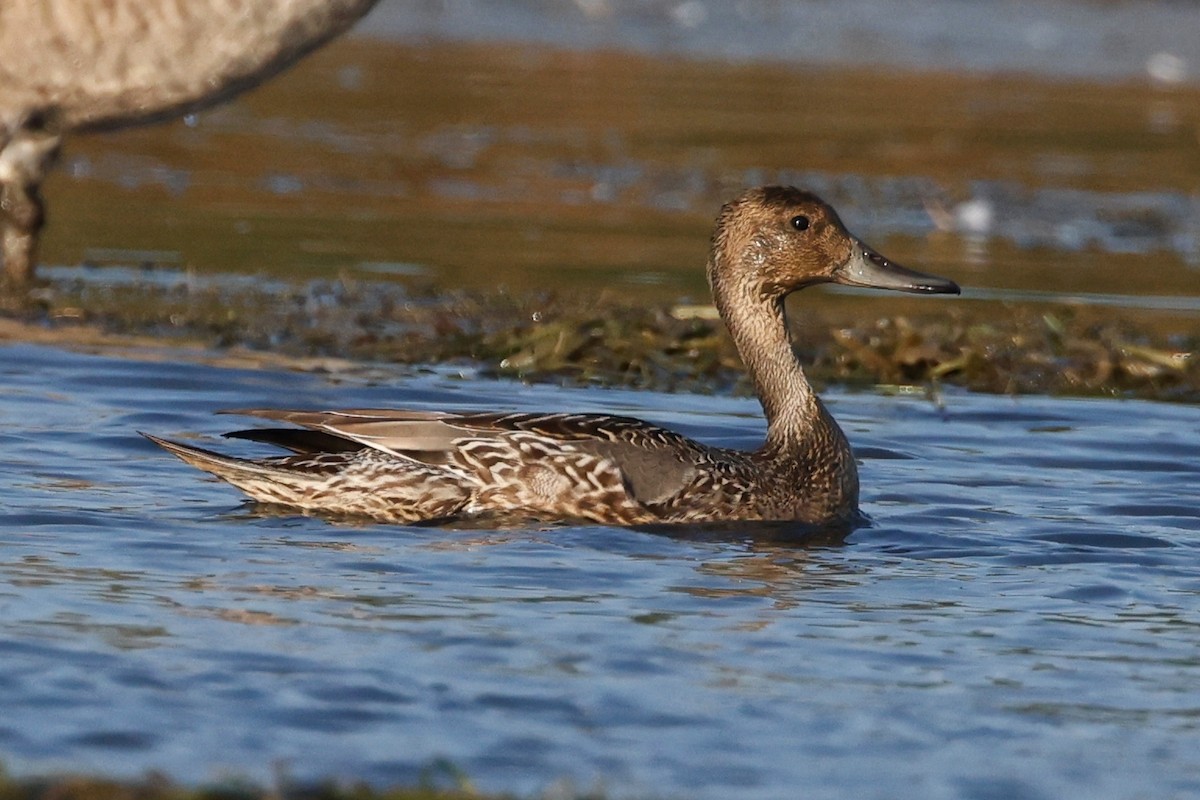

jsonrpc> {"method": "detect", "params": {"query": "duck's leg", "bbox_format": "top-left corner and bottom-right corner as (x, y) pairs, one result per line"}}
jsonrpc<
(0, 122), (61, 285)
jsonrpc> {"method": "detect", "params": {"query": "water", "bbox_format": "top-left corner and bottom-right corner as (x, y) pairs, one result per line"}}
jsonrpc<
(367, 0), (1200, 83)
(2, 342), (1199, 799)
(39, 4), (1200, 310)
(8, 1), (1200, 796)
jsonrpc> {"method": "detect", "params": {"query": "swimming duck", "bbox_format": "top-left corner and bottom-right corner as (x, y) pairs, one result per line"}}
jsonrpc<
(0, 0), (378, 283)
(147, 186), (959, 525)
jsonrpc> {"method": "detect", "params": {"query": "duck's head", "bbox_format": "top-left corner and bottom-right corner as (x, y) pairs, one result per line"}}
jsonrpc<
(709, 186), (960, 300)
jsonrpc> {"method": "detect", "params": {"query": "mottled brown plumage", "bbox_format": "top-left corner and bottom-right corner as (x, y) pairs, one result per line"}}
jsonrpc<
(147, 187), (960, 525)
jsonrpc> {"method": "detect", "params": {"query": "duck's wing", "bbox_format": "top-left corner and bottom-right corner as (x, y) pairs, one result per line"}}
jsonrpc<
(222, 408), (711, 506)
(221, 409), (466, 455)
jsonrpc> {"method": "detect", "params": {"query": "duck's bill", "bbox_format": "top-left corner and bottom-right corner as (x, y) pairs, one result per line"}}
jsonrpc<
(837, 241), (960, 295)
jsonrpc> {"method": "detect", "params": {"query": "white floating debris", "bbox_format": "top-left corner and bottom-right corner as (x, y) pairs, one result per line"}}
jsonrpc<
(956, 198), (995, 236)
(1146, 52), (1187, 85)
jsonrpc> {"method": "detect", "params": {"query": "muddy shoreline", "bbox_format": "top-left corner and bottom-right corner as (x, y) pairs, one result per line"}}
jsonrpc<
(4, 275), (1195, 403)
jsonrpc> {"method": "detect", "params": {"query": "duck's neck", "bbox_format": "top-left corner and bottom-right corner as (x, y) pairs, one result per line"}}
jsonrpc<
(710, 258), (819, 450)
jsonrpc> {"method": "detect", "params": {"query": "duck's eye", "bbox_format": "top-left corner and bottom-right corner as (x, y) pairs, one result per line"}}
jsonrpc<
(790, 215), (810, 231)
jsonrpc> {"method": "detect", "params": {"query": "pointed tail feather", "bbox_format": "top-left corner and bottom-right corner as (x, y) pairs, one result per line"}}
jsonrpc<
(141, 432), (296, 485)
(142, 432), (473, 523)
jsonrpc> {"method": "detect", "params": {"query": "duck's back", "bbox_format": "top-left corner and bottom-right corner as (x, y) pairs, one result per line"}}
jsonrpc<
(0, 0), (376, 131)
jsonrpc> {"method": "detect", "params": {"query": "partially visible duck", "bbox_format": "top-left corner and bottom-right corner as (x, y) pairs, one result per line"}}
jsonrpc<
(0, 0), (378, 283)
(147, 186), (960, 526)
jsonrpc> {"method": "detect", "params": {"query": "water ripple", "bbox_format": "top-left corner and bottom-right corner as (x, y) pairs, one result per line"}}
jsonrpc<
(0, 343), (1199, 799)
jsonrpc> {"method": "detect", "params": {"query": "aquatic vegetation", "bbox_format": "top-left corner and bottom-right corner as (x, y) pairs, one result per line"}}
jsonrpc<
(826, 309), (1197, 399)
(1, 275), (1196, 402)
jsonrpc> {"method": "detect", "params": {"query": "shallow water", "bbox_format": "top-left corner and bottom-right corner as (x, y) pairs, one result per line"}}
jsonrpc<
(369, 0), (1200, 83)
(2, 342), (1199, 799)
(8, 2), (1200, 796)
(37, 4), (1200, 330)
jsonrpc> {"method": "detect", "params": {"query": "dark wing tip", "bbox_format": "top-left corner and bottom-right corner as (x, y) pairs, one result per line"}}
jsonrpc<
(224, 427), (365, 454)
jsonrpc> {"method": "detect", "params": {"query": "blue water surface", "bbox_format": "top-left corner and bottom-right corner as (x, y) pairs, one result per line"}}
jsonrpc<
(1, 342), (1199, 800)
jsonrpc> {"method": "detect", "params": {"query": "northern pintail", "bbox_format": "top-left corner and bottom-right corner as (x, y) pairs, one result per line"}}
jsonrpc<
(147, 186), (960, 525)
